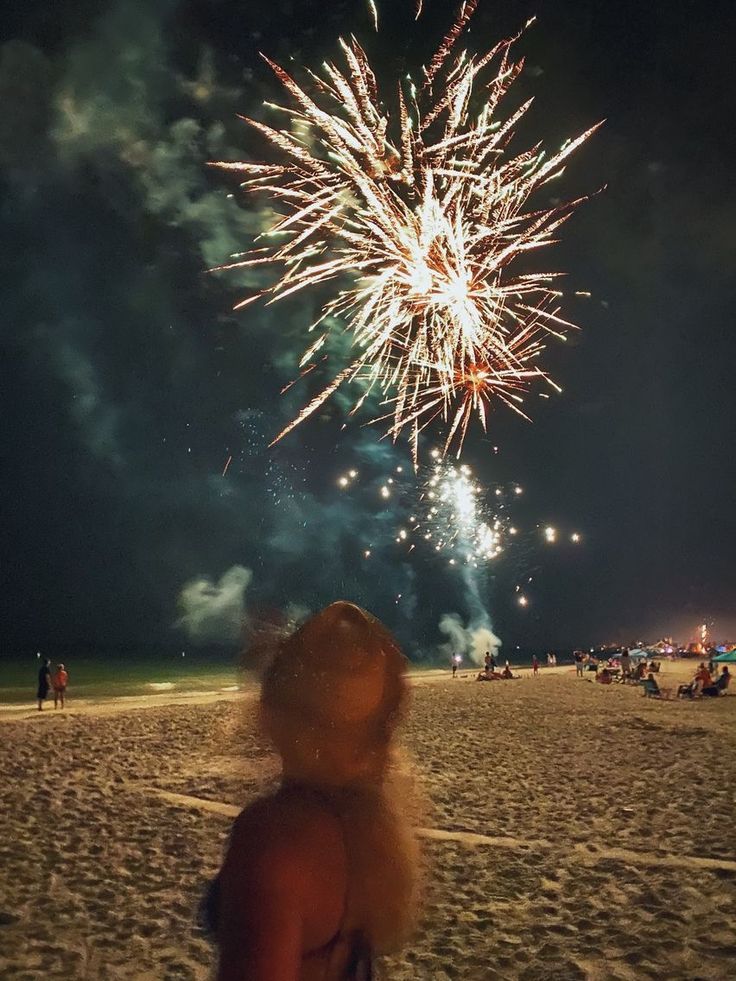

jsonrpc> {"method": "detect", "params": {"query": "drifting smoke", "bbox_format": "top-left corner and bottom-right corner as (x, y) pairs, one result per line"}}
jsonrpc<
(435, 515), (503, 664)
(176, 565), (252, 643)
(284, 602), (311, 629)
(439, 613), (502, 667)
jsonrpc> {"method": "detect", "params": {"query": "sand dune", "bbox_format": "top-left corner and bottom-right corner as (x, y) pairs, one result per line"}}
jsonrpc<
(1, 665), (734, 979)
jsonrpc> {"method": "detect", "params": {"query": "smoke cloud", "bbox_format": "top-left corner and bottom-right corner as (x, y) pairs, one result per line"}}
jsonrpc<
(438, 613), (503, 667)
(176, 565), (252, 643)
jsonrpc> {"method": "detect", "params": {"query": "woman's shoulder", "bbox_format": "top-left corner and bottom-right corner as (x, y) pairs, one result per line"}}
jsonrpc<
(228, 787), (346, 876)
(221, 787), (348, 955)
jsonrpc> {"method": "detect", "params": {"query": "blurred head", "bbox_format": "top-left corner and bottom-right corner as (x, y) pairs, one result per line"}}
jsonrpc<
(58, 664), (65, 671)
(260, 601), (408, 788)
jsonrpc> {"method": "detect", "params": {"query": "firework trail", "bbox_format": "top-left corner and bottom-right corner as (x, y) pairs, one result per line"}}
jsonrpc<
(214, 2), (600, 460)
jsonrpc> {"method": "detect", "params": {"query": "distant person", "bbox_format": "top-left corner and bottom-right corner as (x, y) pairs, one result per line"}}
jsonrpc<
(37, 658), (51, 711)
(53, 664), (69, 709)
(694, 662), (712, 694)
(620, 648), (631, 679)
(546, 653), (552, 667)
(451, 653), (458, 678)
(484, 652), (492, 673)
(532, 655), (539, 677)
(702, 666), (730, 697)
(596, 668), (612, 685)
(489, 653), (496, 671)
(574, 651), (585, 678)
(644, 673), (663, 698)
(209, 602), (419, 980)
(502, 665), (514, 679)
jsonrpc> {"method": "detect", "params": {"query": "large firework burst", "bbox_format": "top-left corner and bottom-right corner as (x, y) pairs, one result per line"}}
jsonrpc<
(213, 0), (600, 459)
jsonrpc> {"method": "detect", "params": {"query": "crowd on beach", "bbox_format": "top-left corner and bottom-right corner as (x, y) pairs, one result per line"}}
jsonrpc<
(35, 658), (69, 711)
(572, 647), (731, 699)
(457, 645), (732, 700)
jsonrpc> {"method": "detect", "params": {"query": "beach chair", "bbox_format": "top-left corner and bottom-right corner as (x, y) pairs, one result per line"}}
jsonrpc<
(644, 679), (677, 700)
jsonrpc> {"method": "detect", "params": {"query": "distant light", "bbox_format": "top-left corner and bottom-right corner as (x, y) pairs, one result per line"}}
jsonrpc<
(181, 652), (186, 658)
(544, 526), (557, 543)
(380, 486), (391, 499)
(571, 532), (581, 543)
(349, 469), (357, 478)
(510, 527), (518, 536)
(518, 595), (529, 607)
(514, 486), (523, 495)
(338, 476), (349, 488)
(396, 466), (403, 473)
(364, 549), (372, 558)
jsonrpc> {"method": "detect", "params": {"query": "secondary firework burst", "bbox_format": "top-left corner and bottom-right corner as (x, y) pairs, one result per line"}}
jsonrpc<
(336, 446), (583, 576)
(213, 0), (600, 459)
(411, 451), (506, 565)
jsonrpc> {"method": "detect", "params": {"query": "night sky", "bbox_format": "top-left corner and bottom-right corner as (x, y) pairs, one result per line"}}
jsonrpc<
(2, 0), (735, 656)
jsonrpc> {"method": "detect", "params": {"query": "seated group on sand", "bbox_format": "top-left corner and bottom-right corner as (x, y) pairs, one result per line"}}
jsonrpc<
(642, 662), (730, 700)
(475, 652), (518, 682)
(578, 649), (661, 685)
(672, 663), (731, 700)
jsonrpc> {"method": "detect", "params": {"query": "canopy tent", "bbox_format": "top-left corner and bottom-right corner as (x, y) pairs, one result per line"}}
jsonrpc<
(713, 650), (736, 663)
(629, 649), (651, 662)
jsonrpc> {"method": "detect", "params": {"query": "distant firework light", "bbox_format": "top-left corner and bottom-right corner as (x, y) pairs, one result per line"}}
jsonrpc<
(214, 1), (600, 460)
(334, 449), (582, 596)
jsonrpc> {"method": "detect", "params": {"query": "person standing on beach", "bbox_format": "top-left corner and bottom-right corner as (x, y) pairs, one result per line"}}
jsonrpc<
(210, 601), (420, 981)
(620, 648), (631, 680)
(37, 658), (51, 711)
(53, 664), (69, 709)
(532, 655), (539, 676)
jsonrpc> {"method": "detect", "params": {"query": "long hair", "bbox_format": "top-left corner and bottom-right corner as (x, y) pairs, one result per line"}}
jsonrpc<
(258, 601), (421, 953)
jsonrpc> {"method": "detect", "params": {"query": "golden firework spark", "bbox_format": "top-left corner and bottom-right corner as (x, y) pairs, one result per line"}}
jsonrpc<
(213, 1), (600, 460)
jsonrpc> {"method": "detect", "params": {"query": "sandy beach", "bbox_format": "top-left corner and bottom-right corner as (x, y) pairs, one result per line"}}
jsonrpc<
(1, 661), (735, 980)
